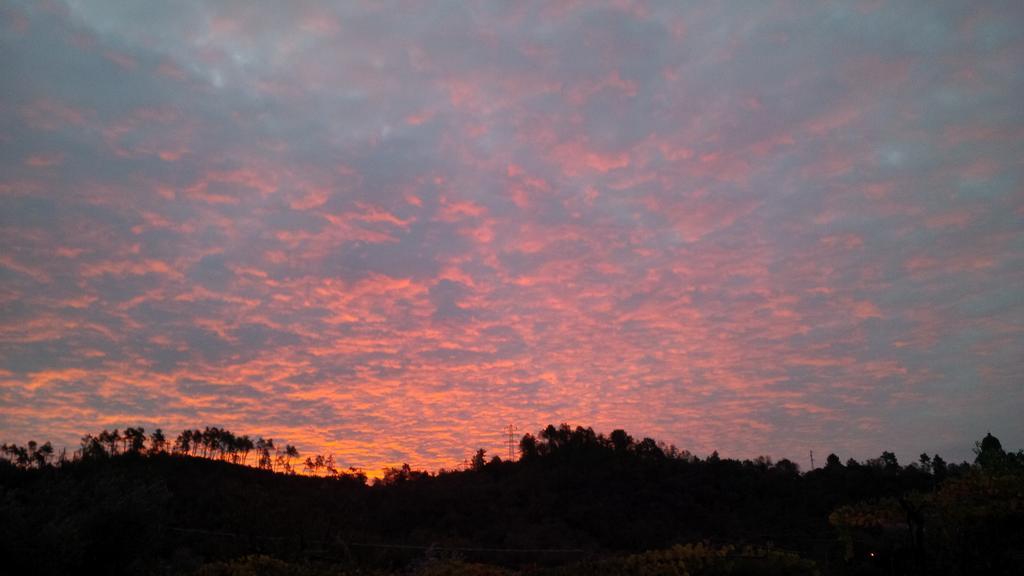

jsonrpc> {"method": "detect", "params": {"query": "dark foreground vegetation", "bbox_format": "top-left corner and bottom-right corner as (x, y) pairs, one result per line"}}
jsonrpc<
(2, 425), (1022, 575)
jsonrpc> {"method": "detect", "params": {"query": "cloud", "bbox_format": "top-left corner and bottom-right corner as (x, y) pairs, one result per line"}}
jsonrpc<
(1, 0), (1022, 472)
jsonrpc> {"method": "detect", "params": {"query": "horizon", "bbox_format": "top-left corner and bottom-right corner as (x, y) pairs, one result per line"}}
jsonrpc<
(0, 421), (1006, 478)
(2, 1), (1023, 475)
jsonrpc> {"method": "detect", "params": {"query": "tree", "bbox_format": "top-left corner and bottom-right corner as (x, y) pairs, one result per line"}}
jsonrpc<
(774, 458), (800, 475)
(825, 453), (843, 470)
(32, 441), (53, 468)
(471, 448), (487, 471)
(98, 429), (120, 456)
(284, 445), (299, 473)
(1, 443), (29, 468)
(237, 435), (254, 465)
(1, 441), (54, 469)
(610, 429), (633, 453)
(974, 432), (1006, 471)
(124, 427), (146, 454)
(189, 429), (202, 455)
(219, 429), (239, 462)
(932, 454), (948, 481)
(275, 446), (289, 472)
(635, 437), (665, 460)
(880, 451), (899, 471)
(200, 427), (219, 458)
(149, 429), (166, 455)
(174, 429), (193, 455)
(256, 437), (274, 470)
(918, 453), (932, 474)
(379, 463), (429, 485)
(519, 434), (539, 460)
(80, 434), (106, 459)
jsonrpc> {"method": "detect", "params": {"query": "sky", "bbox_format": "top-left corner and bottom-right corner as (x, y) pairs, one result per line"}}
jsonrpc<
(1, 0), (1022, 473)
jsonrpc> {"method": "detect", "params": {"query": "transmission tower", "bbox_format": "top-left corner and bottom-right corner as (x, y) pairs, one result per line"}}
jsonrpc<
(809, 449), (815, 470)
(505, 424), (518, 461)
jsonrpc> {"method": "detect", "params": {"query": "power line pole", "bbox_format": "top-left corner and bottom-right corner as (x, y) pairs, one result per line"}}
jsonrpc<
(809, 449), (815, 470)
(505, 424), (518, 462)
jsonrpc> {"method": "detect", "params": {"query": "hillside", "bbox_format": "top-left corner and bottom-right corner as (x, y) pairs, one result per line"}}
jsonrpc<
(1, 425), (1022, 575)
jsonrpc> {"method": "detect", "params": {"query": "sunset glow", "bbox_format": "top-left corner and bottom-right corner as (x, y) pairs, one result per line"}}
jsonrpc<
(1, 1), (1022, 473)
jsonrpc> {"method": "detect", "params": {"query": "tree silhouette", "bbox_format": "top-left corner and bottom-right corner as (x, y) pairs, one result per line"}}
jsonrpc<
(174, 429), (193, 455)
(32, 441), (53, 468)
(932, 454), (948, 481)
(304, 454), (329, 476)
(124, 427), (146, 454)
(189, 429), (201, 455)
(880, 450), (899, 471)
(1, 441), (54, 469)
(974, 432), (1006, 471)
(98, 429), (120, 456)
(149, 428), (166, 455)
(200, 427), (216, 458)
(236, 435), (253, 465)
(918, 453), (932, 474)
(1, 442), (29, 467)
(255, 437), (275, 470)
(635, 437), (665, 460)
(774, 458), (800, 475)
(826, 453), (843, 470)
(379, 463), (429, 485)
(519, 433), (539, 460)
(610, 429), (633, 453)
(284, 444), (299, 473)
(471, 448), (487, 471)
(80, 434), (106, 459)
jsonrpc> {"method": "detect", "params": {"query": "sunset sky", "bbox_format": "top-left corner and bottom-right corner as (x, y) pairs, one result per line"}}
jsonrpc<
(1, 0), (1022, 473)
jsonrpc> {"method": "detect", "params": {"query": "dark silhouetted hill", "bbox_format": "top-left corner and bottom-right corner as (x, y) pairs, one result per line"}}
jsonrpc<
(2, 424), (1022, 575)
